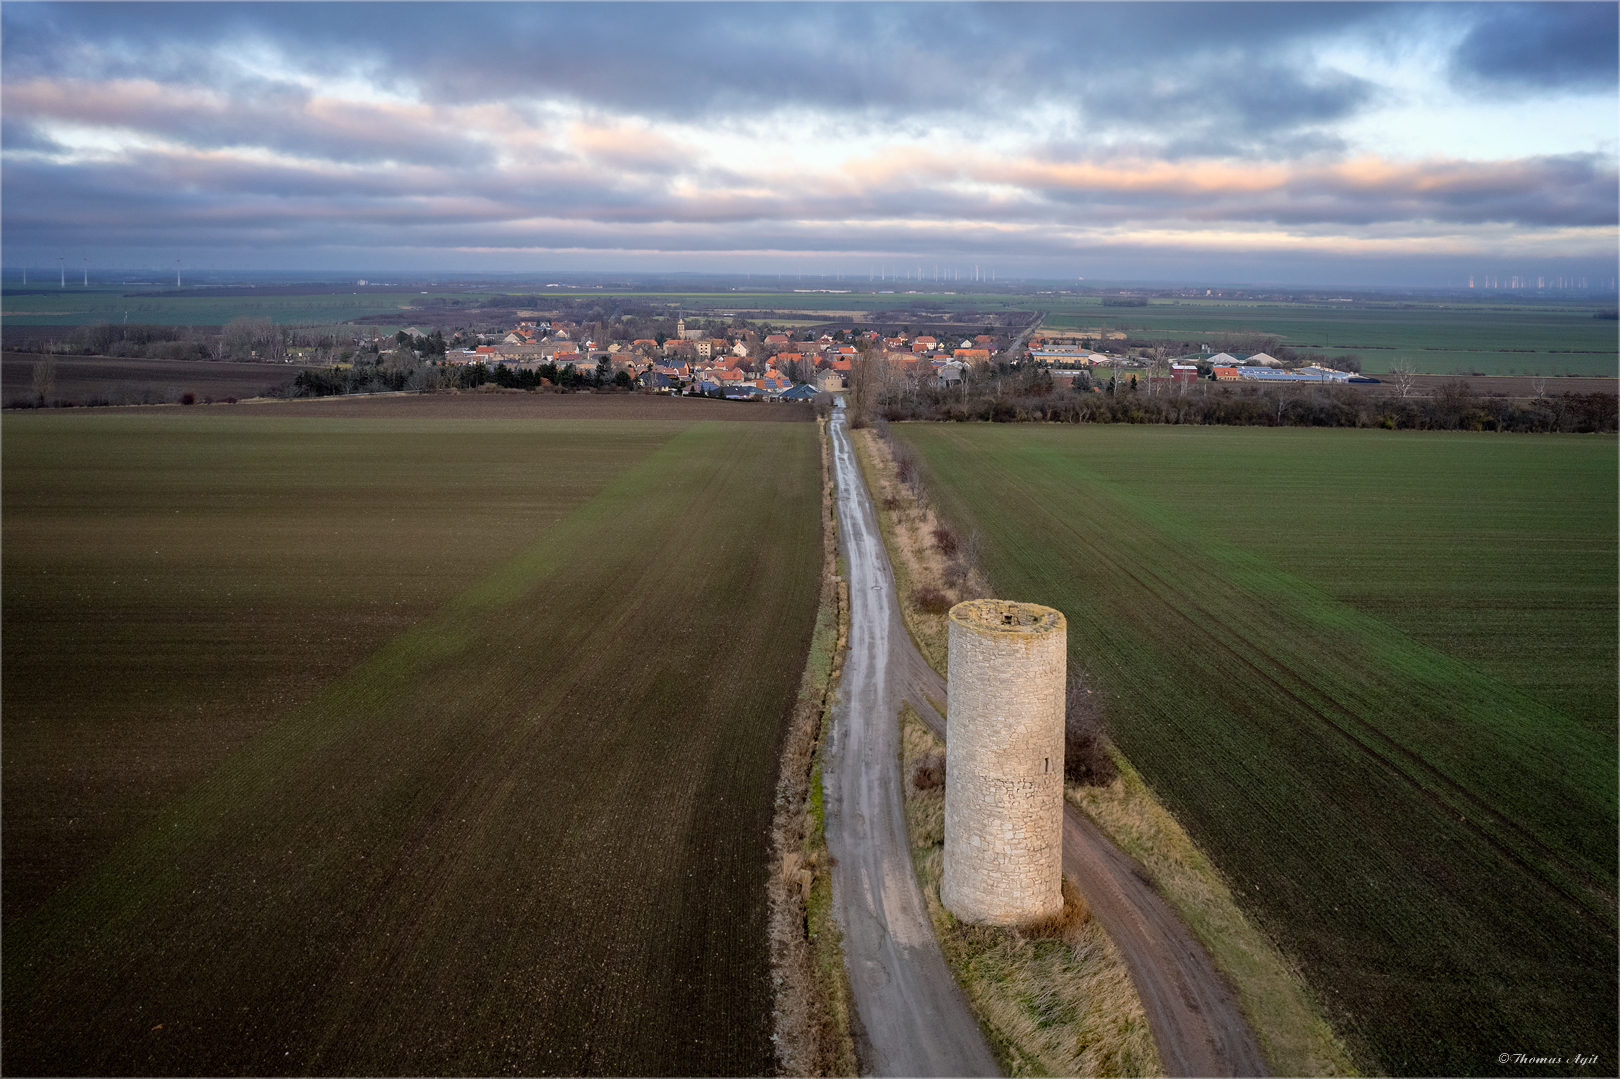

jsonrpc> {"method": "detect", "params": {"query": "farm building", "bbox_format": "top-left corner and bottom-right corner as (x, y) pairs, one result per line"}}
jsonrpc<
(1237, 366), (1352, 383)
(1029, 346), (1099, 363)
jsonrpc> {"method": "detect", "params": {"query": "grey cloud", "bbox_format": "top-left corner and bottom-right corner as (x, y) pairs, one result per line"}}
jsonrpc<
(8, 138), (1611, 262)
(0, 116), (66, 154)
(1021, 153), (1618, 229)
(1074, 62), (1374, 159)
(1450, 3), (1618, 93)
(3, 2), (1411, 152)
(5, 76), (499, 169)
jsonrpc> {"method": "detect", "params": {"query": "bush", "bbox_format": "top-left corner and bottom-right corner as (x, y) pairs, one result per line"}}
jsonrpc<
(1064, 673), (1117, 786)
(912, 587), (952, 615)
(911, 751), (946, 792)
(179, 392), (196, 406)
(931, 525), (959, 556)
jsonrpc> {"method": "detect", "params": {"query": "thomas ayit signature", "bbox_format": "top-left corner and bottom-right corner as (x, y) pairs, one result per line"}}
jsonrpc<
(1498, 1052), (1600, 1066)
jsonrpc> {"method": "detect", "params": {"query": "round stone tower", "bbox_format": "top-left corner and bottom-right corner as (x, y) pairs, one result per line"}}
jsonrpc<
(941, 599), (1067, 925)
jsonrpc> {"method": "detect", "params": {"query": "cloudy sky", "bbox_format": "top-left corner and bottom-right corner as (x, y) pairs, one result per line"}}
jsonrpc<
(3, 1), (1616, 285)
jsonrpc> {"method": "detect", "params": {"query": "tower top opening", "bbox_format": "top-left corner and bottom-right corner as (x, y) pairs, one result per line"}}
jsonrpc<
(949, 599), (1064, 636)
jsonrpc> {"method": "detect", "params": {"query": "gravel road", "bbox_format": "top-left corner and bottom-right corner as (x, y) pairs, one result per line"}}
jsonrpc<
(822, 399), (1001, 1078)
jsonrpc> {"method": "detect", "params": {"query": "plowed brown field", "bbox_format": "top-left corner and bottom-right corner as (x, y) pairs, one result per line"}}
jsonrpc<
(3, 412), (822, 1075)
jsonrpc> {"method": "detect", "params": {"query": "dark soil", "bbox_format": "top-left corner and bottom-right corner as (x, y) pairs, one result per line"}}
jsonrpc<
(3, 419), (825, 1075)
(3, 352), (304, 406)
(183, 390), (816, 421)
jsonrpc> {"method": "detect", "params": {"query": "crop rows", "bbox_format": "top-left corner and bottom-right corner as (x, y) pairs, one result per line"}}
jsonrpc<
(899, 424), (1617, 1076)
(4, 415), (823, 1075)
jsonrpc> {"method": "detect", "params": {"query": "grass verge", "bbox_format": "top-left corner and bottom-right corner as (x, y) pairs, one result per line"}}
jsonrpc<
(769, 415), (859, 1075)
(1069, 754), (1358, 1076)
(900, 705), (1162, 1078)
(850, 426), (989, 673)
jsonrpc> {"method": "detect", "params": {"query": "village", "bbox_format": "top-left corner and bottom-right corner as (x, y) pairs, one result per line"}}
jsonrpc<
(395, 316), (1007, 398)
(393, 314), (1375, 399)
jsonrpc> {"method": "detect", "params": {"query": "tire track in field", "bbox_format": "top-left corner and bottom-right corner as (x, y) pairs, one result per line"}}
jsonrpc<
(952, 440), (1614, 932)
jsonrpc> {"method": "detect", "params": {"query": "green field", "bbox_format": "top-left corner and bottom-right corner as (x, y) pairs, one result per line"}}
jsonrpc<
(1040, 298), (1618, 377)
(1, 287), (469, 327)
(896, 424), (1617, 1076)
(3, 405), (823, 1074)
(0, 285), (1000, 329)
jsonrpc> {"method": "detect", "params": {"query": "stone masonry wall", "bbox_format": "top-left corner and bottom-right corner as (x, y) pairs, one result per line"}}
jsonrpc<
(940, 599), (1066, 926)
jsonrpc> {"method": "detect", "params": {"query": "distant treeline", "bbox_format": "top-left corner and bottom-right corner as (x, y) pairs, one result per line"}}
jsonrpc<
(867, 373), (1618, 434)
(15, 319), (366, 363)
(289, 358), (633, 397)
(18, 323), (217, 361)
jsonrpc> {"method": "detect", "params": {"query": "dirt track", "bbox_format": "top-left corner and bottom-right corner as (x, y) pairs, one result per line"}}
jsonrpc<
(823, 400), (1000, 1077)
(834, 400), (1269, 1077)
(901, 663), (1268, 1076)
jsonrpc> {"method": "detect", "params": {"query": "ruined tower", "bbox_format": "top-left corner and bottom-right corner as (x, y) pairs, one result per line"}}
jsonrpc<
(941, 599), (1066, 925)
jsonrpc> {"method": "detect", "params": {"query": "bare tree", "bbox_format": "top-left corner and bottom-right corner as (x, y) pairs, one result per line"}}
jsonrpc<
(1531, 374), (1548, 399)
(1145, 345), (1171, 396)
(31, 357), (56, 405)
(1388, 357), (1418, 399)
(1064, 671), (1117, 786)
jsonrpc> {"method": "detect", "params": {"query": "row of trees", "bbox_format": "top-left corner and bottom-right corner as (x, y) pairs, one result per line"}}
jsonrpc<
(24, 323), (216, 361)
(17, 318), (377, 364)
(288, 356), (637, 398)
(856, 357), (1616, 433)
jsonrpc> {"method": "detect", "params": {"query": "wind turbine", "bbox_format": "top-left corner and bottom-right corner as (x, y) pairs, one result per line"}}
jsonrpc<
(175, 260), (182, 288)
(82, 257), (89, 287)
(60, 256), (66, 287)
